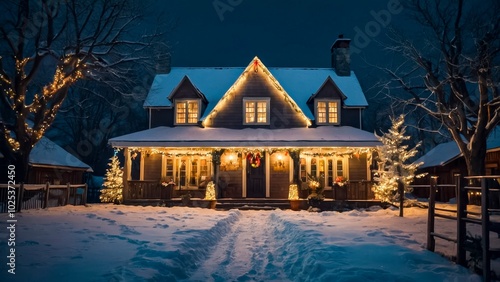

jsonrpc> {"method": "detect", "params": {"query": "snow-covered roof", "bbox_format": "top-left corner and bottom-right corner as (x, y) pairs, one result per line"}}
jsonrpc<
(109, 126), (380, 148)
(416, 128), (500, 169)
(30, 137), (93, 172)
(143, 66), (368, 120)
(414, 141), (462, 169)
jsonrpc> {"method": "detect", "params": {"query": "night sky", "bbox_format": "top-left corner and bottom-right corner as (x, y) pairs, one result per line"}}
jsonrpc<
(161, 0), (408, 70)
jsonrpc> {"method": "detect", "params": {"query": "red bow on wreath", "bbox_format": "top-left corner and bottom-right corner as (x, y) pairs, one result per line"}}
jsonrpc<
(247, 152), (261, 168)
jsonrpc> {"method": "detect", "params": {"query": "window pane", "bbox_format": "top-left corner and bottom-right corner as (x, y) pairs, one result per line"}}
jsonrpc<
(200, 159), (208, 178)
(166, 158), (174, 180)
(245, 102), (255, 123)
(257, 102), (267, 123)
(328, 159), (333, 186)
(190, 159), (198, 186)
(179, 159), (186, 187)
(329, 102), (338, 123)
(300, 158), (307, 182)
(187, 102), (198, 123)
(317, 102), (326, 123)
(176, 102), (186, 124)
(311, 158), (317, 177)
(336, 160), (343, 176)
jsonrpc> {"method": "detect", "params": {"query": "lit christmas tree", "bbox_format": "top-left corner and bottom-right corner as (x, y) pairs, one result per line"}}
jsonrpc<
(373, 115), (425, 206)
(100, 154), (124, 204)
(204, 181), (216, 200)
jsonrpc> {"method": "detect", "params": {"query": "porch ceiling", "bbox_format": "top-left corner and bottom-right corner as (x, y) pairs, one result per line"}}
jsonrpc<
(109, 126), (381, 148)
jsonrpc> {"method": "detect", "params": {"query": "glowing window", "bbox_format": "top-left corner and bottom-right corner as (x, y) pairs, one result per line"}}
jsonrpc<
(316, 100), (340, 125)
(176, 100), (199, 124)
(243, 98), (270, 125)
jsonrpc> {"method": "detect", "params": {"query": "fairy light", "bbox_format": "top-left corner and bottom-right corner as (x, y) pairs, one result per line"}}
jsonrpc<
(202, 57), (312, 127)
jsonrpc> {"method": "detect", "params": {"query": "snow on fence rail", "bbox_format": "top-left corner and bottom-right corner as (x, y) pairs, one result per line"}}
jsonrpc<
(0, 183), (88, 212)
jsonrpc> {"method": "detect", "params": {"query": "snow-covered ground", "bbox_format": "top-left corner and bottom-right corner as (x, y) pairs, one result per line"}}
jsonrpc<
(0, 204), (483, 281)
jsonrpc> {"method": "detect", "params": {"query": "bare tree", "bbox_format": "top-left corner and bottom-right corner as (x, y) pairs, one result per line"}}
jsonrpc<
(0, 0), (168, 181)
(384, 0), (500, 176)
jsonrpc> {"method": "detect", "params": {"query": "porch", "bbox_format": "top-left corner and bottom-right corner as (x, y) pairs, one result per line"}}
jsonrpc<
(124, 179), (377, 202)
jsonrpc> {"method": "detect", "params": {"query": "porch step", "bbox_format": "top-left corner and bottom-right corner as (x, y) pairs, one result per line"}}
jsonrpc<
(216, 198), (290, 210)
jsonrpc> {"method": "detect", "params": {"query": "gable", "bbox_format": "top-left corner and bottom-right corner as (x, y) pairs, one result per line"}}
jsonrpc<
(168, 76), (208, 103)
(308, 77), (347, 102)
(202, 57), (310, 129)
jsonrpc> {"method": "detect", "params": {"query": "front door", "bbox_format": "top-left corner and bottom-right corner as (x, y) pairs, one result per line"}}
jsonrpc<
(246, 157), (266, 198)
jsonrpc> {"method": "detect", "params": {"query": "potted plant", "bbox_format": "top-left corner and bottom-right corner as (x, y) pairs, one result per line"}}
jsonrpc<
(305, 173), (325, 208)
(288, 183), (301, 211)
(160, 178), (175, 200)
(180, 193), (191, 206)
(334, 176), (349, 200)
(202, 181), (217, 209)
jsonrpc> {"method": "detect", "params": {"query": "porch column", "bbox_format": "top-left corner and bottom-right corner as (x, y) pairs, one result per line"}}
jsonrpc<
(140, 152), (145, 180)
(265, 151), (270, 198)
(242, 155), (247, 197)
(123, 148), (130, 201)
(211, 149), (225, 198)
(289, 149), (301, 186)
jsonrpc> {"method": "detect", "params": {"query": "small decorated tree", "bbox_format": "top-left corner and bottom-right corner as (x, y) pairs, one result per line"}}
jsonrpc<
(204, 181), (216, 201)
(100, 154), (124, 204)
(373, 115), (425, 216)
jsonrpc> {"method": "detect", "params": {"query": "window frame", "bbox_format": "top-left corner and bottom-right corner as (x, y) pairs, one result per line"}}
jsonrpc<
(174, 99), (201, 125)
(315, 99), (341, 125)
(167, 156), (211, 189)
(243, 97), (271, 125)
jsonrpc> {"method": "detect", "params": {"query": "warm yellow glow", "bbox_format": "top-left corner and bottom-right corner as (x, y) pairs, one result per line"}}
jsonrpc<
(202, 56), (312, 127)
(288, 184), (299, 200)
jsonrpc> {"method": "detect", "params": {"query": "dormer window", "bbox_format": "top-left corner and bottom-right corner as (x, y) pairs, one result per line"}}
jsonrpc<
(243, 98), (270, 125)
(316, 99), (340, 125)
(175, 100), (200, 125)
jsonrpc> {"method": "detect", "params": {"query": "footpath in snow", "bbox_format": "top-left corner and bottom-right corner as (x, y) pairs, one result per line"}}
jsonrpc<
(189, 211), (290, 281)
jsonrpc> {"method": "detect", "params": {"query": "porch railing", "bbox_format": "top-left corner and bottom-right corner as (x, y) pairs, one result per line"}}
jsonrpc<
(344, 180), (375, 200)
(127, 180), (163, 199)
(127, 180), (376, 200)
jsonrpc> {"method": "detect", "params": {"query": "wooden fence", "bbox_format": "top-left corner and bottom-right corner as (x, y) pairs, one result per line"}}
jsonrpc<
(426, 175), (500, 282)
(0, 183), (88, 212)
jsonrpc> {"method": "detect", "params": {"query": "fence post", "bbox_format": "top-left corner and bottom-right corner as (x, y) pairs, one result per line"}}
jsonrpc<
(481, 177), (491, 282)
(83, 184), (88, 205)
(73, 185), (78, 206)
(44, 182), (50, 209)
(16, 182), (24, 212)
(427, 176), (437, 251)
(455, 174), (466, 267)
(66, 183), (71, 206)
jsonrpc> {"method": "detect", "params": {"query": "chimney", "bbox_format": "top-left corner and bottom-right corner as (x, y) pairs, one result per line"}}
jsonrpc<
(154, 46), (171, 74)
(331, 34), (351, 76)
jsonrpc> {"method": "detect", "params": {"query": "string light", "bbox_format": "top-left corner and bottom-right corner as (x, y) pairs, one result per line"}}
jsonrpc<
(202, 57), (311, 127)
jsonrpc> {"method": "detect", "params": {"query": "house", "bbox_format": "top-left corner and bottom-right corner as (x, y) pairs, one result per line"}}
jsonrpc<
(415, 128), (500, 183)
(27, 137), (93, 184)
(412, 129), (500, 201)
(0, 136), (93, 185)
(110, 36), (381, 202)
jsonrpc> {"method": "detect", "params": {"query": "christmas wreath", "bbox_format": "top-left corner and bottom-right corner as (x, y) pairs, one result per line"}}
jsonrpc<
(247, 152), (262, 168)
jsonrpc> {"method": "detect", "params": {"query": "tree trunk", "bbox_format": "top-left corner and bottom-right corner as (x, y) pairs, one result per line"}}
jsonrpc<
(464, 139), (487, 176)
(13, 147), (31, 184)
